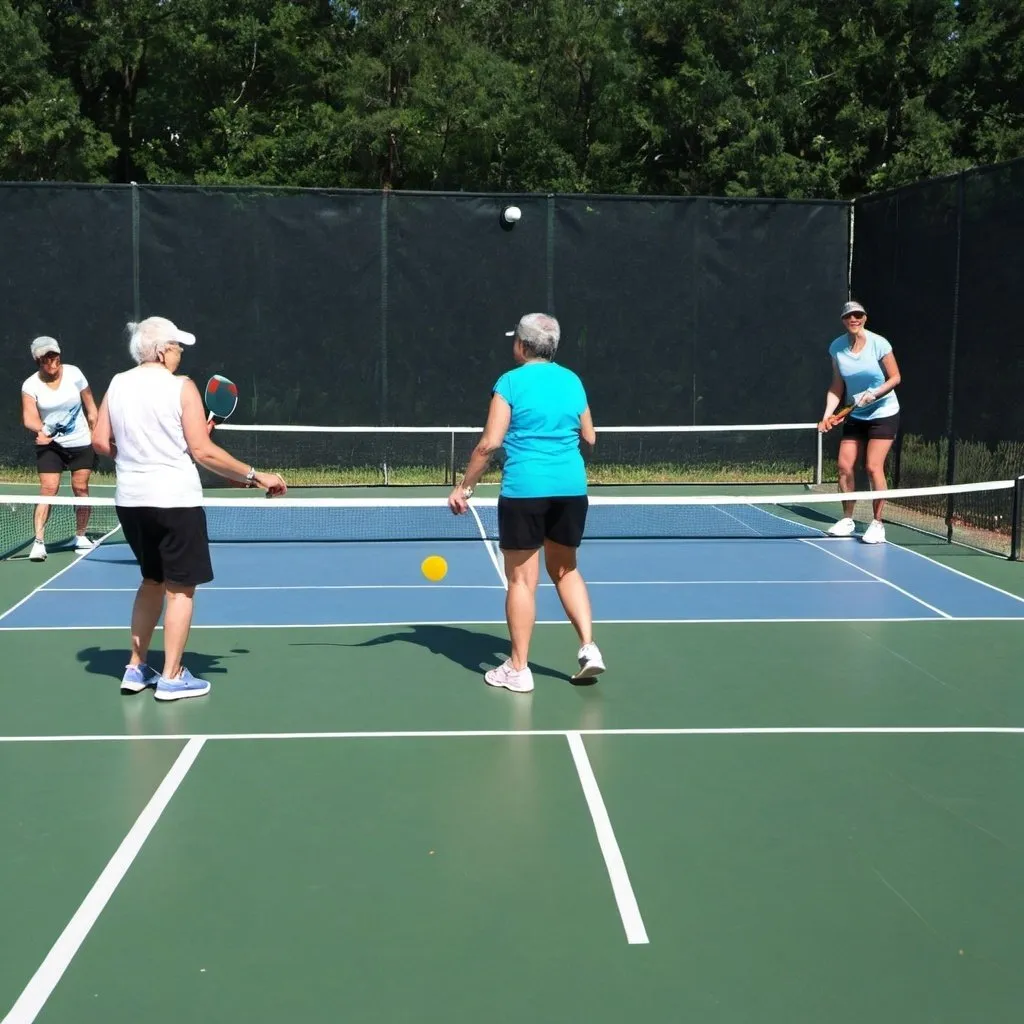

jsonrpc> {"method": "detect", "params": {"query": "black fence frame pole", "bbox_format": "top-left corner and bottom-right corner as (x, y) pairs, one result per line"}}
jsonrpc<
(944, 173), (965, 542)
(1011, 476), (1024, 561)
(379, 191), (389, 425)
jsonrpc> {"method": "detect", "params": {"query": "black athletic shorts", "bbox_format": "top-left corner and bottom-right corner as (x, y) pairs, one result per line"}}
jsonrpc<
(35, 443), (97, 474)
(842, 411), (900, 441)
(115, 505), (214, 586)
(497, 496), (589, 551)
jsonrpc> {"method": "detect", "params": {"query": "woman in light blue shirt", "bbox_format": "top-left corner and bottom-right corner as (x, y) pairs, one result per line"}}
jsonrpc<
(448, 313), (604, 693)
(818, 300), (902, 544)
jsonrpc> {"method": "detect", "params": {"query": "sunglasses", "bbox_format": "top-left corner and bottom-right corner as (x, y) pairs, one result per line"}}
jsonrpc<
(842, 311), (866, 320)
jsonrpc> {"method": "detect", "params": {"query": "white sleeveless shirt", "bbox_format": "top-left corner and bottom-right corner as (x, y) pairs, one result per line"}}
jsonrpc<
(106, 367), (203, 507)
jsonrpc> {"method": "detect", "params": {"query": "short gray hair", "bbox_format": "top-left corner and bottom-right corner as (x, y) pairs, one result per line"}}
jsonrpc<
(514, 313), (560, 359)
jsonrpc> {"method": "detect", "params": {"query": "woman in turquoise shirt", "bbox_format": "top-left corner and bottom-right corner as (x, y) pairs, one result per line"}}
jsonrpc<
(818, 300), (902, 544)
(448, 313), (604, 693)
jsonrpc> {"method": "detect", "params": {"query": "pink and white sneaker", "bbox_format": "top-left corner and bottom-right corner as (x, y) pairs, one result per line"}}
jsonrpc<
(484, 659), (535, 693)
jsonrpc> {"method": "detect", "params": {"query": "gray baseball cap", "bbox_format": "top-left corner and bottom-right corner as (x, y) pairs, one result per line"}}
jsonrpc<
(841, 301), (866, 318)
(30, 336), (61, 359)
(504, 313), (561, 345)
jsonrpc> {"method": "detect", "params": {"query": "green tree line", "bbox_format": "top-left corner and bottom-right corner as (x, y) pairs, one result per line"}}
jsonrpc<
(2, 0), (1022, 197)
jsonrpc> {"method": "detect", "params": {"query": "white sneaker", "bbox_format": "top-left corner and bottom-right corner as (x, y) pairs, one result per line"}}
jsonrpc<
(74, 535), (94, 553)
(827, 517), (857, 537)
(29, 540), (47, 562)
(573, 642), (606, 681)
(484, 659), (535, 693)
(862, 519), (886, 544)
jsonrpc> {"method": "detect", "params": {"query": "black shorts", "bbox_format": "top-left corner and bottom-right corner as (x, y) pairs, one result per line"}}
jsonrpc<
(115, 506), (214, 586)
(842, 412), (900, 441)
(497, 496), (589, 551)
(35, 443), (97, 474)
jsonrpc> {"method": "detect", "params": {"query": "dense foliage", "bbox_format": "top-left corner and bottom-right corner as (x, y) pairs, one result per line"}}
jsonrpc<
(2, 0), (1022, 197)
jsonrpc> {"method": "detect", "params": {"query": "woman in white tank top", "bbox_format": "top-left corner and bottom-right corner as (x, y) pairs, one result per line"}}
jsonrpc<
(93, 316), (286, 702)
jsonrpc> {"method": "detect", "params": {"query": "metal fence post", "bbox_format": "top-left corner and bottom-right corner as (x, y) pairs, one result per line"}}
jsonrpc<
(944, 173), (965, 542)
(1011, 476), (1024, 561)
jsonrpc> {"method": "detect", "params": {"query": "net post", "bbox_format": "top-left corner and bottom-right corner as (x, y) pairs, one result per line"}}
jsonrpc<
(891, 431), (903, 489)
(1011, 476), (1024, 561)
(814, 430), (823, 485)
(447, 430), (456, 486)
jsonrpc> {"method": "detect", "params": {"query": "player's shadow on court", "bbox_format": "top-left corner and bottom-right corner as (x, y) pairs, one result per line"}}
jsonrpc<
(301, 624), (572, 683)
(785, 503), (834, 528)
(75, 646), (248, 682)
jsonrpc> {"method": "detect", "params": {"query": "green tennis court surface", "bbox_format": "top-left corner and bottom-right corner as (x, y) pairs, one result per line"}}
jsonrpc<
(3, 489), (1024, 1022)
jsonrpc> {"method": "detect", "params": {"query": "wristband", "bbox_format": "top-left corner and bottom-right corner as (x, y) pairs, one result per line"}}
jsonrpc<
(245, 467), (257, 487)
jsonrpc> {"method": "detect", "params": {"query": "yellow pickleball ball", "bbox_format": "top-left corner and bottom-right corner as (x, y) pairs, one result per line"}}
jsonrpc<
(421, 555), (448, 582)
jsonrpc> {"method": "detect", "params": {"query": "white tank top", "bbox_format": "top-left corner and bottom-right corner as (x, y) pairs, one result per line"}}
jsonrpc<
(107, 367), (203, 507)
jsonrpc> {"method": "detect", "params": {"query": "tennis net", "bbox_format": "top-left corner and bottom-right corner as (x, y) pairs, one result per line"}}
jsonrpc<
(211, 422), (825, 486)
(2, 479), (1021, 559)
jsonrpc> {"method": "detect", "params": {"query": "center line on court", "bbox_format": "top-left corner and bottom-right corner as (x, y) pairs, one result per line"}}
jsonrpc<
(566, 732), (649, 945)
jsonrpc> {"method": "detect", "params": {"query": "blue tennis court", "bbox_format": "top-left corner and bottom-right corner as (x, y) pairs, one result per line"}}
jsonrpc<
(3, 514), (1023, 629)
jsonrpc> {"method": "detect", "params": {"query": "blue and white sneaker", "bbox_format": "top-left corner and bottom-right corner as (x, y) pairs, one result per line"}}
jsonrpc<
(154, 667), (211, 702)
(120, 662), (159, 695)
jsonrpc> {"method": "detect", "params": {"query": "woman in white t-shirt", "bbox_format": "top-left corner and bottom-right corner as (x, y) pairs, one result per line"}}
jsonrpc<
(92, 316), (286, 702)
(20, 336), (99, 561)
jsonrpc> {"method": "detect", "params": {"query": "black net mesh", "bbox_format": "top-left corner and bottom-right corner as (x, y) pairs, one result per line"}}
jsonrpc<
(0, 185), (133, 479)
(952, 161), (1024, 482)
(138, 187), (383, 426)
(2, 481), (1016, 559)
(693, 200), (850, 426)
(385, 194), (549, 425)
(553, 197), (849, 426)
(213, 424), (820, 487)
(553, 197), (698, 424)
(851, 178), (960, 487)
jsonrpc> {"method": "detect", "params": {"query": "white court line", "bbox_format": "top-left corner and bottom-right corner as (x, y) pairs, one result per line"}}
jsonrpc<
(1, 738), (204, 1024)
(468, 504), (507, 589)
(38, 579), (881, 593)
(0, 526), (121, 625)
(710, 503), (764, 537)
(888, 542), (1024, 607)
(1, 726), (1023, 743)
(7, 615), (1023, 633)
(566, 732), (649, 944)
(800, 539), (952, 618)
(40, 584), (510, 592)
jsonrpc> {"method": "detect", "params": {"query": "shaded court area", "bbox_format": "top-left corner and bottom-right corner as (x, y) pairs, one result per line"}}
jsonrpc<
(3, 489), (1024, 1023)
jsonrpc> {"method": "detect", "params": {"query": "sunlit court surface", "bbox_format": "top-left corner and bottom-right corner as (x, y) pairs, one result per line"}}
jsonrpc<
(3, 482), (1024, 1024)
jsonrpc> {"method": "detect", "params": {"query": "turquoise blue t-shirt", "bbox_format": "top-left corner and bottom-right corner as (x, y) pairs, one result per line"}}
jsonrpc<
(828, 330), (900, 420)
(493, 362), (588, 498)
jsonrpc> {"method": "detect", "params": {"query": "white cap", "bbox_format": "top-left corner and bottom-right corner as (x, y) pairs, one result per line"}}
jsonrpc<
(501, 205), (522, 225)
(841, 300), (866, 318)
(30, 336), (61, 359)
(133, 316), (196, 346)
